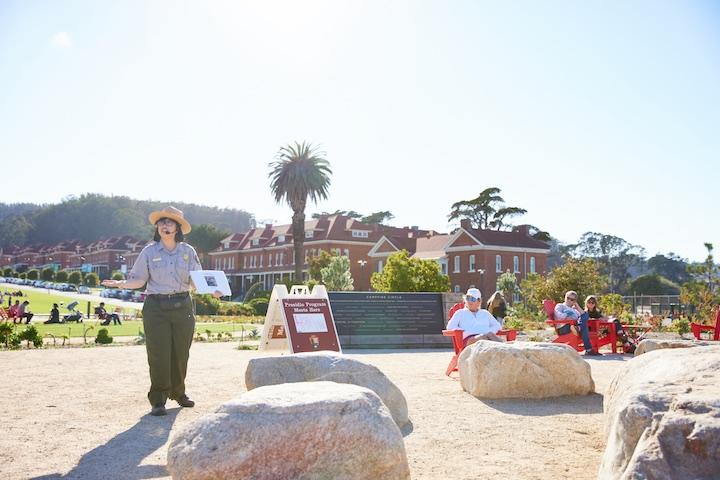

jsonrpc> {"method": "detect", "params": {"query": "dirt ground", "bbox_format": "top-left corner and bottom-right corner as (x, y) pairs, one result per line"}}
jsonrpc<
(0, 342), (629, 479)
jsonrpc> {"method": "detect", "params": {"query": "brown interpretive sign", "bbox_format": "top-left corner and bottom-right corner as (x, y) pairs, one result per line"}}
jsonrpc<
(281, 298), (341, 353)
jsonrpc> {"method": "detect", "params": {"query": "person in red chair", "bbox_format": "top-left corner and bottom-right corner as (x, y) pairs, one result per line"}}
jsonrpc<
(554, 291), (602, 356)
(585, 295), (635, 354)
(446, 288), (503, 347)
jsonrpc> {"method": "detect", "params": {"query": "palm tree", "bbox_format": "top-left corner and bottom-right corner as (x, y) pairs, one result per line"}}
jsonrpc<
(269, 142), (332, 282)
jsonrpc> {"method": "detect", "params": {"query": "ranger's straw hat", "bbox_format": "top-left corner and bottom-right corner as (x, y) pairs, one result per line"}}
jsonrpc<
(148, 206), (192, 234)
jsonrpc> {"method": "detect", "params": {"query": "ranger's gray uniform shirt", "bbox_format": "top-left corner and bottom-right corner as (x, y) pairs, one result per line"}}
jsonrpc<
(128, 242), (202, 294)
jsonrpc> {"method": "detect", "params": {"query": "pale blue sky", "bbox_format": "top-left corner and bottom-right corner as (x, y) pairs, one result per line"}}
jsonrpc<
(1, 1), (718, 261)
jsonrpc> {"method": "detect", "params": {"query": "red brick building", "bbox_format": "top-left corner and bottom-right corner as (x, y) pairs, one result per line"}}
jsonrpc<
(2, 216), (549, 299)
(208, 215), (549, 299)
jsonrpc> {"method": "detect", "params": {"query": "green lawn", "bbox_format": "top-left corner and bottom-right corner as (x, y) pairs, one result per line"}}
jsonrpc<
(3, 289), (140, 317)
(9, 320), (260, 338)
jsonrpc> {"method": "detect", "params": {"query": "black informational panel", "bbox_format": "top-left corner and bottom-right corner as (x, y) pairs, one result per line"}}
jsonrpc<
(328, 292), (445, 336)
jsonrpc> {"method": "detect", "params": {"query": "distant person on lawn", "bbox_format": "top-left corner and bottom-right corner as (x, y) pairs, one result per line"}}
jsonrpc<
(17, 300), (33, 324)
(9, 299), (20, 320)
(95, 302), (121, 326)
(44, 303), (61, 324)
(101, 206), (221, 417)
(447, 288), (504, 346)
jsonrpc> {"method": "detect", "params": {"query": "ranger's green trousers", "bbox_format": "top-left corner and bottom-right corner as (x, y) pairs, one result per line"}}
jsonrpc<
(142, 295), (195, 406)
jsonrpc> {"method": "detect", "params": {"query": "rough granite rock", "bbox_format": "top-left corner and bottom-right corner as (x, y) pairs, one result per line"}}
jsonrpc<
(599, 345), (720, 479)
(458, 340), (595, 398)
(245, 351), (409, 428)
(634, 338), (711, 356)
(167, 381), (410, 480)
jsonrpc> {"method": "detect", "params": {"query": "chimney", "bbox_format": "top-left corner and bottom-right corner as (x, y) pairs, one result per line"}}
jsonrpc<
(460, 219), (472, 230)
(265, 223), (273, 230)
(516, 224), (530, 236)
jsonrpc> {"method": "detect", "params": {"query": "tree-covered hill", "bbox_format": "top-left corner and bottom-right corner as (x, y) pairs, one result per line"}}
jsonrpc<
(0, 194), (255, 248)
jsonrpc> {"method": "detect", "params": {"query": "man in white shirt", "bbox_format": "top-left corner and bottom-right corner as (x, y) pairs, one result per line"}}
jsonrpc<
(447, 288), (503, 346)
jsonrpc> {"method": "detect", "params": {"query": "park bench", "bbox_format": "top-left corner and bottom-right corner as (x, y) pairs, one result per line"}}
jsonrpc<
(442, 302), (517, 376)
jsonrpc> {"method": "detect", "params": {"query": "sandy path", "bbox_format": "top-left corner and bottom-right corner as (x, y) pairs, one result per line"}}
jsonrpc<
(0, 343), (629, 479)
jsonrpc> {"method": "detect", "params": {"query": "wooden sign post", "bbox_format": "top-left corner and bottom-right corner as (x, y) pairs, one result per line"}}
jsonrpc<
(259, 284), (341, 353)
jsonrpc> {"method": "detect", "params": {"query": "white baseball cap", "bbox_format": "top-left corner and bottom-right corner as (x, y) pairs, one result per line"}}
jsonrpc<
(464, 288), (482, 300)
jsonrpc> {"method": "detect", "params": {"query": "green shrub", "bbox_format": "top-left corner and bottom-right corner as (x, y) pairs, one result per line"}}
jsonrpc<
(667, 318), (690, 336)
(84, 272), (99, 287)
(18, 325), (43, 348)
(95, 328), (113, 344)
(193, 294), (220, 315)
(217, 302), (255, 316)
(248, 298), (269, 316)
(55, 270), (69, 282)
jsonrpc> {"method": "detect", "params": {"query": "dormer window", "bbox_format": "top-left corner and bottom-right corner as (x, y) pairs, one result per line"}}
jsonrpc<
(251, 239), (260, 247)
(351, 230), (369, 238)
(223, 242), (230, 249)
(277, 235), (285, 243)
(305, 231), (314, 239)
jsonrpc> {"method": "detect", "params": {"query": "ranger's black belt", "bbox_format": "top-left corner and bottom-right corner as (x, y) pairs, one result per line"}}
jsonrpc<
(147, 292), (190, 300)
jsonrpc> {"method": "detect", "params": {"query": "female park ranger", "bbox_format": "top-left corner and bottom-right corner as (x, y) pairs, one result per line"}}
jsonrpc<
(103, 206), (219, 416)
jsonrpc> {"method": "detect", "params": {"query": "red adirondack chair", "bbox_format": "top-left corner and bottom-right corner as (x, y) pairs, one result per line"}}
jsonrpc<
(543, 299), (582, 351)
(442, 302), (517, 376)
(691, 308), (720, 341)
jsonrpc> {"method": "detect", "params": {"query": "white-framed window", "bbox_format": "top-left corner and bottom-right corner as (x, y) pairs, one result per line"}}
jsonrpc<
(343, 249), (349, 257)
(513, 291), (520, 303)
(277, 235), (285, 243)
(292, 251), (295, 265)
(469, 254), (476, 272)
(305, 230), (314, 239)
(454, 285), (461, 293)
(377, 260), (384, 272)
(513, 256), (520, 273)
(251, 238), (260, 246)
(214, 258), (219, 269)
(440, 260), (448, 275)
(454, 256), (460, 273)
(243, 256), (247, 268)
(231, 257), (235, 269)
(268, 254), (272, 266)
(530, 256), (536, 273)
(351, 230), (369, 238)
(259, 255), (263, 267)
(495, 255), (502, 272)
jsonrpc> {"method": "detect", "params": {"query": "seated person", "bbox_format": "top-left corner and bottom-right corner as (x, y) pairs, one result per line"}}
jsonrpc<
(45, 303), (61, 324)
(554, 290), (601, 356)
(585, 295), (635, 354)
(95, 302), (121, 326)
(8, 300), (20, 320)
(486, 291), (507, 327)
(447, 288), (503, 347)
(17, 300), (33, 324)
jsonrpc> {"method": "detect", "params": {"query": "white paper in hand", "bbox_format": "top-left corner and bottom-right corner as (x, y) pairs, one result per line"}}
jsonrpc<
(190, 270), (232, 296)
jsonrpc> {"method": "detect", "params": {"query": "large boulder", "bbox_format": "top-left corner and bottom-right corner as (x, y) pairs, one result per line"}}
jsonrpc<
(635, 338), (711, 356)
(167, 381), (410, 480)
(458, 341), (594, 398)
(245, 352), (409, 428)
(599, 346), (720, 479)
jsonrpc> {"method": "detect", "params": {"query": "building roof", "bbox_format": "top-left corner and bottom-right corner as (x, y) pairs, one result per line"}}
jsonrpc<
(466, 228), (550, 249)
